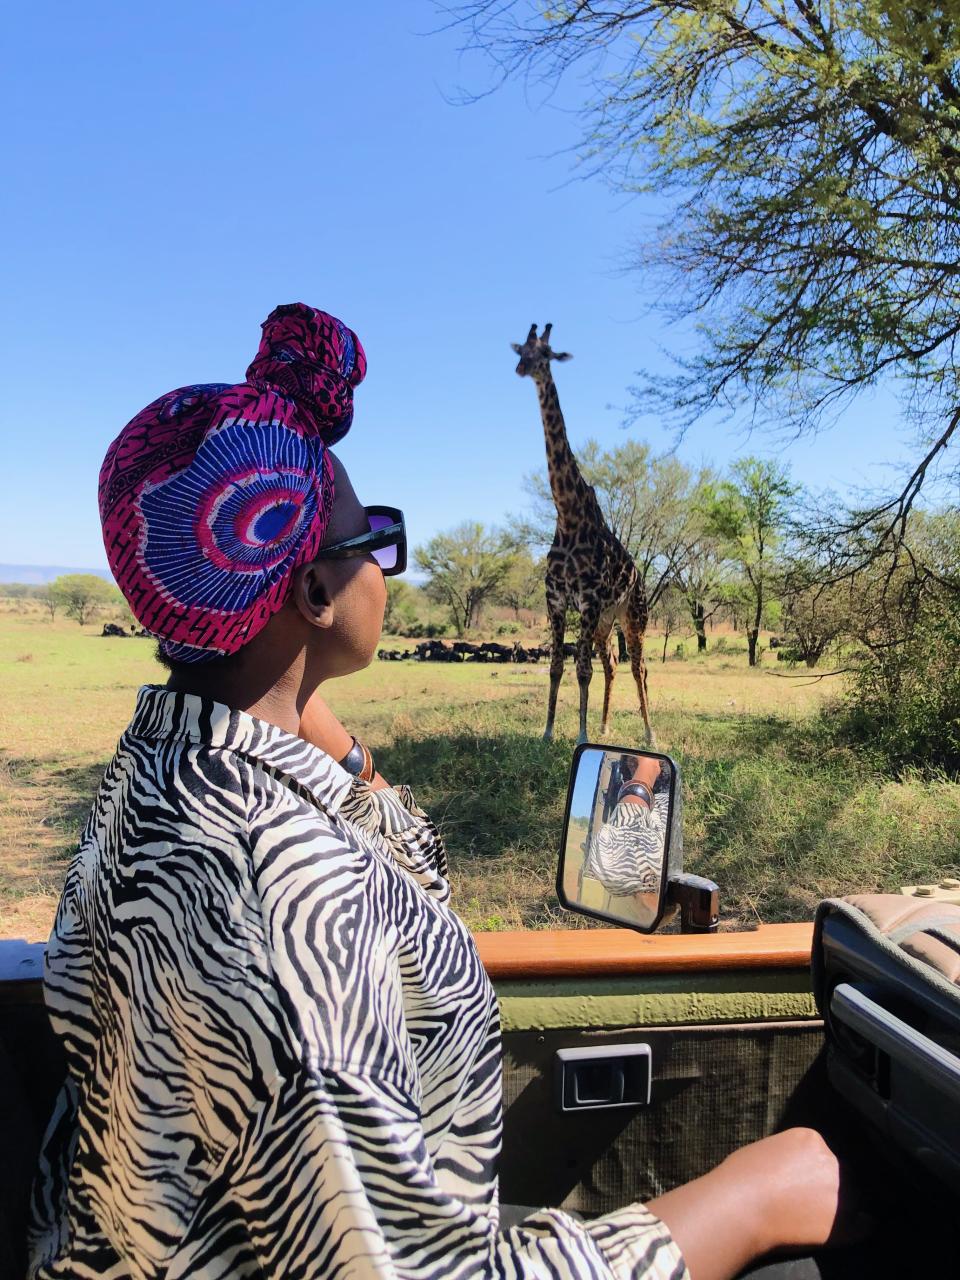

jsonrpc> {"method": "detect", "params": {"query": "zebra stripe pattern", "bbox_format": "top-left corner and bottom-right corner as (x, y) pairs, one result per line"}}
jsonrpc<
(584, 794), (671, 899)
(30, 686), (686, 1279)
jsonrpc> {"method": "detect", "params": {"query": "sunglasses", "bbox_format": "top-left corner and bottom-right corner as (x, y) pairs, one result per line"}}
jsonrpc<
(314, 505), (407, 577)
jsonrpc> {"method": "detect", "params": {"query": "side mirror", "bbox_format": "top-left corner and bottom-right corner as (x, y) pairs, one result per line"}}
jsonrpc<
(557, 742), (719, 934)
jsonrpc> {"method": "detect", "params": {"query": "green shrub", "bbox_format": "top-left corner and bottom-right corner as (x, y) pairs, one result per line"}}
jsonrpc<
(405, 620), (450, 639)
(776, 644), (804, 666)
(838, 594), (960, 774)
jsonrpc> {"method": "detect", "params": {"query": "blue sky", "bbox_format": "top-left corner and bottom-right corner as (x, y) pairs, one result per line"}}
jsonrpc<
(570, 749), (605, 823)
(1, 1), (919, 572)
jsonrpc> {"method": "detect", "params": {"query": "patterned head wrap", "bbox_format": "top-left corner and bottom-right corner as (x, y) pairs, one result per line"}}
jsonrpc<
(99, 303), (366, 663)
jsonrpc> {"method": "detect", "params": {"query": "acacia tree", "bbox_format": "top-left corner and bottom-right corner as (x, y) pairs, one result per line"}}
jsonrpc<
(676, 538), (726, 653)
(383, 580), (421, 635)
(654, 585), (687, 662)
(709, 459), (797, 666)
(840, 510), (960, 660)
(49, 574), (116, 627)
(39, 586), (60, 621)
(781, 578), (852, 668)
(414, 522), (516, 635)
(674, 475), (727, 651)
(495, 548), (546, 620)
(456, 1), (960, 546)
(824, 511), (960, 766)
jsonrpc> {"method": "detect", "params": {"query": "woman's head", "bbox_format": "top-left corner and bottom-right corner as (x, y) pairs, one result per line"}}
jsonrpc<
(100, 302), (388, 687)
(153, 452), (392, 690)
(288, 453), (388, 681)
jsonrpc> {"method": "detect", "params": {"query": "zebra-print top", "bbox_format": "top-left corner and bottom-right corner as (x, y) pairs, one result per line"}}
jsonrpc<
(584, 792), (671, 898)
(29, 686), (687, 1280)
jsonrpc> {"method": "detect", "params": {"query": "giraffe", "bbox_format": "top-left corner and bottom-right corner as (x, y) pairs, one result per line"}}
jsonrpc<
(512, 323), (655, 746)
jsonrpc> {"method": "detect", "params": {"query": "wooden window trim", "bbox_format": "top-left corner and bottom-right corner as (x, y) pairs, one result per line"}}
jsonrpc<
(473, 923), (814, 981)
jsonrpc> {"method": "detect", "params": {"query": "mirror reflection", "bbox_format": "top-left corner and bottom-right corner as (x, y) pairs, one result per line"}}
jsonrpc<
(559, 746), (674, 931)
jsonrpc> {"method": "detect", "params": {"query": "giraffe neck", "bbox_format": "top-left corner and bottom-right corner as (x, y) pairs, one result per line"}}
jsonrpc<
(535, 372), (591, 529)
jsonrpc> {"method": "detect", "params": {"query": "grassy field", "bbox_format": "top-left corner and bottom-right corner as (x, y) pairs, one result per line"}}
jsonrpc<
(2, 606), (959, 940)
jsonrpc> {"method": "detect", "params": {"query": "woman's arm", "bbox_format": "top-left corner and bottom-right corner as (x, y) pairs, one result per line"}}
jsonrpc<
(618, 755), (663, 809)
(298, 690), (389, 790)
(649, 1128), (866, 1280)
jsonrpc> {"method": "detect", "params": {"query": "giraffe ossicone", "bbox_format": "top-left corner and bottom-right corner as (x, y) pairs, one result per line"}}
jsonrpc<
(513, 323), (655, 747)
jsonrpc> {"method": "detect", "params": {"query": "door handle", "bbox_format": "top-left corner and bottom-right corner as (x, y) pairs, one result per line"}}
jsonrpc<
(555, 1044), (652, 1111)
(830, 981), (960, 1104)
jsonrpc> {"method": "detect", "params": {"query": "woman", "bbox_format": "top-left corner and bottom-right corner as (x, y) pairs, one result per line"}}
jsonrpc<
(584, 754), (671, 902)
(30, 304), (856, 1280)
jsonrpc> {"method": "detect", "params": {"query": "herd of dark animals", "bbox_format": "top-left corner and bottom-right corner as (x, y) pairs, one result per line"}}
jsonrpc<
(101, 622), (559, 662)
(103, 622), (787, 661)
(378, 638), (565, 664)
(384, 637), (791, 663)
(101, 623), (147, 638)
(383, 637), (788, 664)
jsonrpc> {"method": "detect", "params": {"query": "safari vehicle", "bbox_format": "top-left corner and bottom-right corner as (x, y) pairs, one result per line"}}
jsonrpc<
(2, 746), (960, 1278)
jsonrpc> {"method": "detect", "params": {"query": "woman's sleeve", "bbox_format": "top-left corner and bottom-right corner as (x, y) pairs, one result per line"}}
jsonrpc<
(235, 802), (688, 1280)
(339, 777), (450, 894)
(584, 801), (667, 897)
(227, 1065), (688, 1280)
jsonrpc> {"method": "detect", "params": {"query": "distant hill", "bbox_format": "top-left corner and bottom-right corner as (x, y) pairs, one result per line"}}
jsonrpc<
(0, 564), (114, 587)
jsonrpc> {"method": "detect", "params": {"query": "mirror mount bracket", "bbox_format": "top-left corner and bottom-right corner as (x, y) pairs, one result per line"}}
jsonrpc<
(667, 874), (720, 934)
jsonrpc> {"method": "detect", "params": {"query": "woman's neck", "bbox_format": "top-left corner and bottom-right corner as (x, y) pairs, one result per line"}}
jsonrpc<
(166, 647), (311, 737)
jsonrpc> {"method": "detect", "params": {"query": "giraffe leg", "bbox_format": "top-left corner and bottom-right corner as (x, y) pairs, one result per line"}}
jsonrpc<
(574, 611), (601, 745)
(597, 631), (617, 739)
(623, 605), (656, 748)
(543, 604), (567, 742)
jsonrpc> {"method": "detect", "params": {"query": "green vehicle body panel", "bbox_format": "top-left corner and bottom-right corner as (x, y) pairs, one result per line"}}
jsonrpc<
(495, 968), (817, 1032)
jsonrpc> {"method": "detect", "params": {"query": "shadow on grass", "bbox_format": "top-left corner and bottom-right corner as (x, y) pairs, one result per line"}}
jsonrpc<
(377, 710), (863, 928)
(0, 754), (108, 896)
(379, 706), (960, 928)
(673, 720), (960, 922)
(380, 727), (603, 932)
(1, 755), (107, 827)
(6, 702), (952, 931)
(671, 709), (834, 762)
(377, 731), (573, 864)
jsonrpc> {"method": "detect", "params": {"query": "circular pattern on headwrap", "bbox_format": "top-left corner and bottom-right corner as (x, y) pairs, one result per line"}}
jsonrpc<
(139, 421), (325, 607)
(98, 304), (365, 662)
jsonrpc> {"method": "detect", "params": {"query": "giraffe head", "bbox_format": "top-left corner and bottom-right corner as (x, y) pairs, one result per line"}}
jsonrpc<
(511, 323), (572, 380)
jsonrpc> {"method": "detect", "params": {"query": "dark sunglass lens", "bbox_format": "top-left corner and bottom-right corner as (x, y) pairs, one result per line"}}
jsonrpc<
(372, 544), (398, 572)
(367, 511), (402, 574)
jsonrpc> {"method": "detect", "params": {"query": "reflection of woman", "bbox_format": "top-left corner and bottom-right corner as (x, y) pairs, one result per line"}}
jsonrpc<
(31, 305), (864, 1280)
(584, 755), (668, 897)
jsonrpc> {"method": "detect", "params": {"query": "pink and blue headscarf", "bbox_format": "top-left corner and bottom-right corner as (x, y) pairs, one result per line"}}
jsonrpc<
(99, 303), (366, 663)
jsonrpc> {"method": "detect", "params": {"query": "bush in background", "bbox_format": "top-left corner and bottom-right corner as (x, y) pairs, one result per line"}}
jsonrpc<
(840, 590), (960, 774)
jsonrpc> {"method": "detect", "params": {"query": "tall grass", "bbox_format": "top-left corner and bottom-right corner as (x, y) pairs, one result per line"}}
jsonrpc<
(2, 611), (958, 937)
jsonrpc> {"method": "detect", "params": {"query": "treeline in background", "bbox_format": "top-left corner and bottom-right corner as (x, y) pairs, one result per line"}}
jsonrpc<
(400, 439), (960, 777)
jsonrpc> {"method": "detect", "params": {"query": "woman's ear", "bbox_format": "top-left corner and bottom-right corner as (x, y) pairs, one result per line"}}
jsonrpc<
(292, 562), (336, 630)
